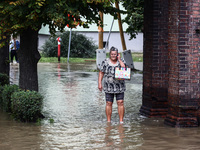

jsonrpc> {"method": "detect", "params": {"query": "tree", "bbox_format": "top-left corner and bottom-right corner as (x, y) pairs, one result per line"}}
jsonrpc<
(42, 31), (97, 58)
(0, 35), (9, 76)
(0, 0), (118, 91)
(121, 0), (144, 39)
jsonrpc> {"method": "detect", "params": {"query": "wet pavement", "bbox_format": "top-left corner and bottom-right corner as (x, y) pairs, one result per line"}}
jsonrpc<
(1, 62), (200, 150)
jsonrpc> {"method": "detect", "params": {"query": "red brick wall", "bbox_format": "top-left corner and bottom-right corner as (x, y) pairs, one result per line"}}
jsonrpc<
(140, 0), (169, 117)
(167, 0), (180, 107)
(165, 0), (200, 127)
(141, 0), (200, 126)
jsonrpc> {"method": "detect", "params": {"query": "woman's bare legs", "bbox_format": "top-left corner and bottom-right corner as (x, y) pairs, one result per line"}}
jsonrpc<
(117, 100), (125, 123)
(106, 101), (113, 122)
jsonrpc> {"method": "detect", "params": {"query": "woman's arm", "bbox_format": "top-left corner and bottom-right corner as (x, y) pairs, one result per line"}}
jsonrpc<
(98, 71), (104, 91)
(117, 53), (125, 67)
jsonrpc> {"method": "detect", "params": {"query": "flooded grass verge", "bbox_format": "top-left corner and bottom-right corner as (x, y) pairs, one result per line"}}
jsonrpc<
(39, 53), (143, 63)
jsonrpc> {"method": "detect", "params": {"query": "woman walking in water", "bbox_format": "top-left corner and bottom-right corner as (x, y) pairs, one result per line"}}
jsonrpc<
(98, 46), (126, 124)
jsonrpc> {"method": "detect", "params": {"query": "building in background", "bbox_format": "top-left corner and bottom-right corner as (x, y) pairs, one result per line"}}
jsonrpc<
(38, 5), (143, 53)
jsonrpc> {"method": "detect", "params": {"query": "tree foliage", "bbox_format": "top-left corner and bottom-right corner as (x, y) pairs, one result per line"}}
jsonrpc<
(121, 0), (144, 39)
(0, 0), (118, 44)
(42, 31), (97, 58)
(0, 0), (122, 91)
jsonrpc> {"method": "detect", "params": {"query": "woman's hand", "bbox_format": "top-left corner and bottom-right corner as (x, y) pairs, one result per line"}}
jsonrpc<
(117, 53), (121, 60)
(98, 83), (103, 91)
(98, 71), (104, 92)
(118, 53), (125, 68)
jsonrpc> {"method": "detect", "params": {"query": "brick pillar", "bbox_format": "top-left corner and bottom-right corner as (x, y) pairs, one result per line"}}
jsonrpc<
(164, 0), (200, 127)
(140, 0), (169, 117)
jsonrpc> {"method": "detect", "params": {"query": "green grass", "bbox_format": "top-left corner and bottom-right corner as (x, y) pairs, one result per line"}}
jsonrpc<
(39, 57), (96, 63)
(132, 53), (143, 62)
(106, 52), (143, 62)
(39, 52), (143, 63)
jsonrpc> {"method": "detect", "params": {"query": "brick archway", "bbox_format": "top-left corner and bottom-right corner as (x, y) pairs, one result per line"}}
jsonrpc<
(140, 0), (200, 127)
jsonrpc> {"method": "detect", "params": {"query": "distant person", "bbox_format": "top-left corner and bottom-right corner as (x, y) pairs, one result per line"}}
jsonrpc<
(10, 38), (20, 63)
(98, 46), (126, 124)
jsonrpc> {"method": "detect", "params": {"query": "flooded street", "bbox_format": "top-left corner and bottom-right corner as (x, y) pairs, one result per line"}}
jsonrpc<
(1, 62), (200, 150)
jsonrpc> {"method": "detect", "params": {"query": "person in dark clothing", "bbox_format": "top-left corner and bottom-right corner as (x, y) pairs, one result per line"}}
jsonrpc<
(10, 38), (20, 63)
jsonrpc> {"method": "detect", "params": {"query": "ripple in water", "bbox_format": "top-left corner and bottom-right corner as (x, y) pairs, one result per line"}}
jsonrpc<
(1, 63), (200, 150)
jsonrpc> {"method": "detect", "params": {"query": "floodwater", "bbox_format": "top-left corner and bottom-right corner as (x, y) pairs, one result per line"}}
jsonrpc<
(1, 62), (200, 150)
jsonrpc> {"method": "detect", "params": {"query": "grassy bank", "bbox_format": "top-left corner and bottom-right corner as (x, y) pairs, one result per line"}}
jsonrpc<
(39, 53), (143, 63)
(39, 57), (96, 63)
(132, 53), (143, 62)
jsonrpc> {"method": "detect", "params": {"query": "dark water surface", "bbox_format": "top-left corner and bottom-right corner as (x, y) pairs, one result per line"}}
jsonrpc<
(1, 62), (200, 150)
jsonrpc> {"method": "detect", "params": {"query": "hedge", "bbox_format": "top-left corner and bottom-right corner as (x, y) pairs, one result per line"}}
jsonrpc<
(0, 73), (9, 86)
(0, 73), (44, 122)
(11, 90), (44, 122)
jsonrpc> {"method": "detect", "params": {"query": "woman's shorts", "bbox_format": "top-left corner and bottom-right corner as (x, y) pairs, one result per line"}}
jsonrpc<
(105, 92), (124, 102)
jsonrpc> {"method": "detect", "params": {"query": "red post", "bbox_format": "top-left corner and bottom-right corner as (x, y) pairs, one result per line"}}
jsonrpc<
(57, 37), (61, 62)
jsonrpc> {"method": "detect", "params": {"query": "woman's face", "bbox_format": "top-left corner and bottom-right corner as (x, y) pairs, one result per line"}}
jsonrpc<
(110, 51), (118, 61)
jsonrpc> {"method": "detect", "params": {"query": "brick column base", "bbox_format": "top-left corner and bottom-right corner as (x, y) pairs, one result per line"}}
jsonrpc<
(140, 106), (168, 118)
(164, 106), (199, 127)
(140, 0), (169, 118)
(140, 93), (168, 118)
(163, 0), (200, 127)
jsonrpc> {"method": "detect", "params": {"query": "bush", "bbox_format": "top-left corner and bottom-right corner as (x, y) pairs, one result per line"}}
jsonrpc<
(42, 31), (98, 58)
(11, 90), (43, 122)
(1, 84), (20, 112)
(0, 73), (9, 86)
(0, 86), (4, 106)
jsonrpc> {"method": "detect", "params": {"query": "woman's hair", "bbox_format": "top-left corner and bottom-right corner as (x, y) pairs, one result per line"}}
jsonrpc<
(110, 46), (118, 54)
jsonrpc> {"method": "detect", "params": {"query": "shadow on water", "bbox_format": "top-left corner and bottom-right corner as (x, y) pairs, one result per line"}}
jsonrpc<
(1, 62), (200, 149)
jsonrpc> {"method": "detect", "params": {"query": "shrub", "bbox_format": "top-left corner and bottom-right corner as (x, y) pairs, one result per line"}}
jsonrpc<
(11, 90), (43, 122)
(1, 84), (20, 112)
(0, 86), (4, 106)
(42, 31), (98, 58)
(0, 73), (9, 86)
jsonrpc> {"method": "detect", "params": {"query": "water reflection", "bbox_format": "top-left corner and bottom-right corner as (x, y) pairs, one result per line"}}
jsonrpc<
(38, 62), (144, 149)
(57, 63), (61, 80)
(0, 111), (41, 150)
(105, 123), (125, 149)
(1, 62), (200, 149)
(10, 63), (19, 85)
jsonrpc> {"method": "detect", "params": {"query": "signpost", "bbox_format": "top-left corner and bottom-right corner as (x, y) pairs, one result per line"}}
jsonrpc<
(57, 37), (62, 62)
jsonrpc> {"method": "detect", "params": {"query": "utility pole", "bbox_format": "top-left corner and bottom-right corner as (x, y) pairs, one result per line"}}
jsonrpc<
(98, 11), (104, 49)
(115, 1), (127, 51)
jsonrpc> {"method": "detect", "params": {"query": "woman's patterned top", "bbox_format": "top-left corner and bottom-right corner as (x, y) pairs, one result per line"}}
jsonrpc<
(100, 58), (126, 93)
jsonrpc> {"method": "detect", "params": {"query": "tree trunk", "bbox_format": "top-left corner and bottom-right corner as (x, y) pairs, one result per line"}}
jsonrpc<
(18, 27), (41, 91)
(98, 11), (104, 49)
(115, 2), (127, 51)
(0, 36), (10, 76)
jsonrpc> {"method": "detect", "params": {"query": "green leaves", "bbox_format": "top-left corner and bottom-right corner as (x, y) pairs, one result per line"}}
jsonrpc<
(0, 73), (9, 86)
(121, 0), (144, 39)
(0, 74), (44, 122)
(35, 0), (45, 7)
(1, 0), (117, 30)
(1, 84), (20, 112)
(42, 31), (97, 58)
(11, 90), (43, 122)
(0, 0), (119, 45)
